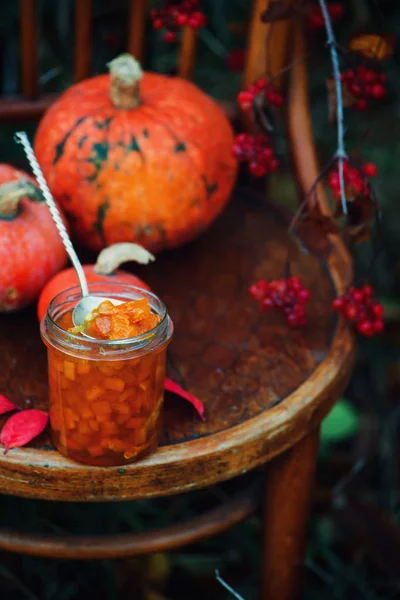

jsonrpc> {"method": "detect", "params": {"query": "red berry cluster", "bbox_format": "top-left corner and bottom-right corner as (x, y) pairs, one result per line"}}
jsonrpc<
(233, 134), (279, 177)
(307, 3), (344, 31)
(237, 78), (284, 111)
(151, 1), (206, 43)
(249, 276), (311, 327)
(342, 66), (388, 111)
(332, 284), (384, 336)
(328, 159), (377, 199)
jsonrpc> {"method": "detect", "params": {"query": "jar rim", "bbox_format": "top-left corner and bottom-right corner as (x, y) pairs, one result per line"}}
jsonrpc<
(46, 282), (169, 350)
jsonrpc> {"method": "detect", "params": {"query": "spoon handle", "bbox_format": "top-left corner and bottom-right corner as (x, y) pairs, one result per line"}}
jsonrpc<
(14, 131), (89, 298)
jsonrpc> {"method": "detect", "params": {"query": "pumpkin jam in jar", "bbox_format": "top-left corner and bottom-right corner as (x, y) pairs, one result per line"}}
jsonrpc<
(41, 283), (173, 466)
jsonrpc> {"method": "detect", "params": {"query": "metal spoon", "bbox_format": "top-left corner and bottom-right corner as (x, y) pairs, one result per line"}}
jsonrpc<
(14, 131), (118, 331)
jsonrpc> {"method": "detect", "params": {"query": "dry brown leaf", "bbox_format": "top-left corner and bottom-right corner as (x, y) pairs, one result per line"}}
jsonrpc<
(252, 94), (275, 133)
(348, 33), (395, 61)
(297, 203), (339, 259)
(344, 192), (376, 244)
(261, 0), (293, 22)
(326, 78), (356, 124)
(346, 223), (372, 244)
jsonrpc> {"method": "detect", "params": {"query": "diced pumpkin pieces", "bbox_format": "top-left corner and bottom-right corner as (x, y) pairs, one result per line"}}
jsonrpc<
(104, 377), (125, 392)
(134, 429), (147, 446)
(64, 407), (78, 429)
(126, 417), (146, 430)
(59, 375), (69, 390)
(96, 413), (110, 423)
(49, 298), (166, 465)
(64, 361), (76, 381)
(98, 365), (116, 376)
(89, 419), (100, 432)
(116, 413), (130, 425)
(81, 406), (95, 420)
(92, 400), (112, 415)
(78, 420), (92, 434)
(109, 312), (132, 341)
(94, 315), (112, 337)
(86, 386), (103, 402)
(88, 445), (105, 457)
(101, 421), (119, 435)
(124, 448), (139, 460)
(77, 362), (91, 375)
(98, 300), (115, 315)
(65, 437), (82, 450)
(106, 438), (126, 452)
(115, 403), (130, 415)
(68, 297), (160, 341)
(72, 432), (93, 446)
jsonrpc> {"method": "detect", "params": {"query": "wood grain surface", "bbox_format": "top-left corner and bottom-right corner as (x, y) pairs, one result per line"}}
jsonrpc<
(0, 190), (354, 502)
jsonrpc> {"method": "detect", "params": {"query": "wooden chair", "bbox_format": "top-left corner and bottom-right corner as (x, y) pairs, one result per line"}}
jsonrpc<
(0, 1), (354, 599)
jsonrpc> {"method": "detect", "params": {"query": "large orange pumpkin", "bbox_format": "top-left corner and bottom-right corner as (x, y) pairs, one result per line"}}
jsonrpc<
(34, 54), (237, 253)
(0, 164), (67, 312)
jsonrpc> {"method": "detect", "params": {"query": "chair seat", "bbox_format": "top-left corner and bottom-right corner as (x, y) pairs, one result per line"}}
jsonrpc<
(0, 188), (354, 502)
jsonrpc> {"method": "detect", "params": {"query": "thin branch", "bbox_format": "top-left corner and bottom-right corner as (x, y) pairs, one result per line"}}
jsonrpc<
(288, 157), (335, 235)
(215, 570), (246, 600)
(270, 52), (310, 85)
(318, 0), (348, 215)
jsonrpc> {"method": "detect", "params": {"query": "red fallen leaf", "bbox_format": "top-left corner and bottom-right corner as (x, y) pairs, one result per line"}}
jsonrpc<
(0, 409), (48, 453)
(0, 395), (19, 416)
(164, 378), (205, 421)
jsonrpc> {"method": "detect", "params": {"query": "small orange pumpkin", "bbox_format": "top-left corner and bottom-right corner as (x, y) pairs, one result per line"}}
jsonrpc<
(37, 243), (152, 322)
(33, 54), (237, 254)
(0, 164), (67, 312)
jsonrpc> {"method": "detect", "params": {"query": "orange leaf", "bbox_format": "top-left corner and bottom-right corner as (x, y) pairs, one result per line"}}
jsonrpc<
(0, 409), (48, 453)
(348, 33), (395, 61)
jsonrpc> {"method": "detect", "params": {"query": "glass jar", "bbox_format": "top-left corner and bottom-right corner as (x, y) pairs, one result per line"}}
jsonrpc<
(41, 283), (173, 467)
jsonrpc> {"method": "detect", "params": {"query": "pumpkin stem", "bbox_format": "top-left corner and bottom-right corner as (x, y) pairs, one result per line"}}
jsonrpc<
(94, 243), (155, 275)
(107, 54), (143, 109)
(0, 179), (43, 220)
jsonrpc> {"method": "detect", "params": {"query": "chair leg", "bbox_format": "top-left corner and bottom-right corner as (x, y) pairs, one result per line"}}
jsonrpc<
(260, 427), (320, 600)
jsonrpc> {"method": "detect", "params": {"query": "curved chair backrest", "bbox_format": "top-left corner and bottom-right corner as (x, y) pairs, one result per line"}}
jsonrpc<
(3, 0), (291, 120)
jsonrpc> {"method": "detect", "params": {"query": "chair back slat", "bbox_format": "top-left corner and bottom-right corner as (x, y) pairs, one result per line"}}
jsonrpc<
(74, 0), (92, 82)
(19, 0), (38, 98)
(178, 26), (197, 80)
(242, 0), (291, 130)
(128, 0), (147, 62)
(243, 0), (291, 89)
